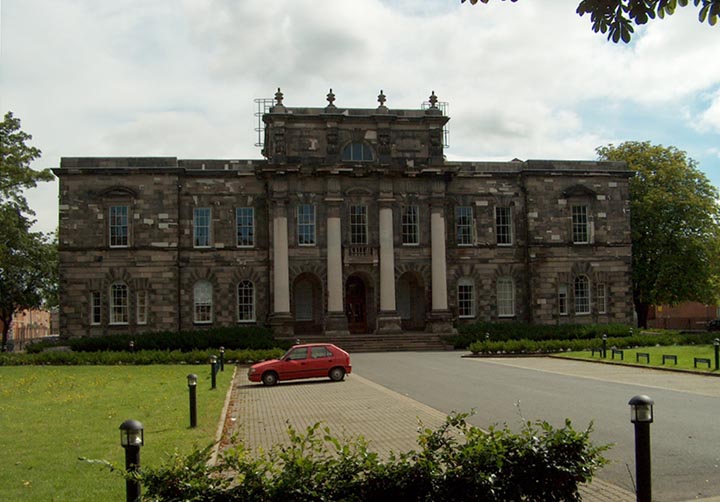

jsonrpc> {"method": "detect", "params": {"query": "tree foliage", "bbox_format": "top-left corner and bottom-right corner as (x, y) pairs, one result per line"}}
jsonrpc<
(461, 0), (719, 43)
(0, 111), (56, 350)
(596, 141), (720, 327)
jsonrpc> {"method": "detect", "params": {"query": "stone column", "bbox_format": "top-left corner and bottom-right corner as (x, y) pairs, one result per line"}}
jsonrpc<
(269, 197), (293, 335)
(376, 199), (402, 334)
(427, 197), (454, 334)
(325, 201), (348, 334)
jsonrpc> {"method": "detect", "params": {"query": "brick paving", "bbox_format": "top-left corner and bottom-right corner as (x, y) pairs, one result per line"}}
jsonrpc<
(220, 368), (639, 501)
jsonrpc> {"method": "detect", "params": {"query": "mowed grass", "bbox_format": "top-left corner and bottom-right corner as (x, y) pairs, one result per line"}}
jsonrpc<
(560, 344), (719, 372)
(0, 365), (234, 502)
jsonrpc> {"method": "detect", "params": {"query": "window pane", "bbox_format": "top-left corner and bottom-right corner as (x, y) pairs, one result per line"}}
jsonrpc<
(194, 208), (211, 247)
(497, 277), (515, 317)
(90, 291), (101, 325)
(298, 204), (316, 245)
(458, 279), (475, 318)
(137, 291), (148, 325)
(572, 205), (589, 243)
(110, 283), (128, 325)
(597, 283), (607, 314)
(236, 207), (254, 247)
(574, 276), (590, 314)
(238, 280), (255, 322)
(194, 281), (213, 323)
(558, 284), (568, 315)
(342, 142), (374, 162)
(456, 206), (473, 245)
(402, 206), (419, 245)
(496, 207), (513, 245)
(109, 206), (129, 247)
(350, 205), (368, 245)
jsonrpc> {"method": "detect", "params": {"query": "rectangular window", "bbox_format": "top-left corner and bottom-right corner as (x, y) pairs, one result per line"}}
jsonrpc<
(298, 204), (316, 246)
(194, 282), (213, 324)
(597, 283), (607, 314)
(110, 283), (129, 325)
(109, 206), (129, 247)
(574, 276), (591, 314)
(236, 207), (254, 247)
(456, 206), (474, 246)
(497, 278), (515, 317)
(90, 292), (101, 325)
(572, 205), (589, 244)
(558, 284), (568, 316)
(193, 208), (211, 248)
(402, 205), (419, 245)
(458, 281), (475, 318)
(496, 207), (513, 245)
(237, 281), (255, 322)
(136, 291), (148, 325)
(350, 205), (368, 245)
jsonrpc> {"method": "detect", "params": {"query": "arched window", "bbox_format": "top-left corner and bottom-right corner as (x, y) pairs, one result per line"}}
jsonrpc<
(193, 281), (213, 324)
(341, 142), (374, 162)
(497, 277), (515, 317)
(238, 280), (255, 322)
(457, 278), (475, 318)
(574, 275), (591, 314)
(109, 282), (129, 325)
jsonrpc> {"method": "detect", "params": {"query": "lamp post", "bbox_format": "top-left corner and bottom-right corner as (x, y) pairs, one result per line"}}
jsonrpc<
(129, 340), (135, 353)
(187, 374), (198, 428)
(714, 339), (719, 371)
(210, 355), (217, 389)
(219, 346), (225, 372)
(629, 395), (654, 502)
(119, 419), (144, 502)
(602, 334), (608, 358)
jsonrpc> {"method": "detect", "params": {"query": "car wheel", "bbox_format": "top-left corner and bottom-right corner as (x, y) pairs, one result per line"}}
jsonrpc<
(329, 367), (345, 382)
(262, 371), (278, 386)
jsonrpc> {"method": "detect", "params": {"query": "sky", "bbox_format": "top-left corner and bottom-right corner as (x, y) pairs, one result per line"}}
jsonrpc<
(2, 0), (720, 235)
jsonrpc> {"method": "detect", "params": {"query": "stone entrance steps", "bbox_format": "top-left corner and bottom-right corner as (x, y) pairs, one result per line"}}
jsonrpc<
(278, 332), (453, 353)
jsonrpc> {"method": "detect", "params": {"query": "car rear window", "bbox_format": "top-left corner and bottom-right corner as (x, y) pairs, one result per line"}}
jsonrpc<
(311, 346), (333, 359)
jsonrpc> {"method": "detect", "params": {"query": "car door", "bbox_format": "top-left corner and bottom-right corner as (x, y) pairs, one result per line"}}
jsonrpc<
(279, 347), (310, 380)
(308, 346), (334, 377)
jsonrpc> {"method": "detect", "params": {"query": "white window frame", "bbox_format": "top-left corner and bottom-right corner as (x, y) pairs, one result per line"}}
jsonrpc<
(402, 205), (419, 246)
(456, 206), (474, 246)
(572, 205), (590, 244)
(90, 291), (102, 325)
(497, 277), (515, 317)
(236, 207), (255, 247)
(109, 206), (129, 248)
(136, 291), (148, 325)
(495, 206), (513, 246)
(193, 281), (213, 324)
(574, 275), (591, 315)
(558, 284), (568, 316)
(297, 204), (316, 246)
(350, 205), (368, 245)
(457, 278), (475, 318)
(237, 280), (256, 322)
(193, 207), (212, 248)
(109, 282), (129, 325)
(597, 283), (607, 314)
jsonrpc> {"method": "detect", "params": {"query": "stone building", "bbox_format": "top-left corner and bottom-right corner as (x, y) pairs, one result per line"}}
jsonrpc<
(54, 90), (634, 339)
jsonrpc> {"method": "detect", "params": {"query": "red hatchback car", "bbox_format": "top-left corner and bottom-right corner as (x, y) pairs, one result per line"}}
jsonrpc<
(248, 343), (352, 386)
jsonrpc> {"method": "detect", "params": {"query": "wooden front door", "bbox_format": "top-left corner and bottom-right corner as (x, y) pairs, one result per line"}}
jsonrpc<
(345, 276), (367, 334)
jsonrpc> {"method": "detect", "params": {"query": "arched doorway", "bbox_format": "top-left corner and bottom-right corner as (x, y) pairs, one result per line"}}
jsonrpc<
(345, 275), (368, 334)
(398, 272), (426, 330)
(293, 273), (323, 334)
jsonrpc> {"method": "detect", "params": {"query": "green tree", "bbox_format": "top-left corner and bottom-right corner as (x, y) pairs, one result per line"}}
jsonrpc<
(596, 141), (720, 328)
(462, 0), (719, 43)
(0, 111), (56, 350)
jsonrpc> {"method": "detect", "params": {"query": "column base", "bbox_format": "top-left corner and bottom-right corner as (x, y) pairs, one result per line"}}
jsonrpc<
(324, 312), (349, 336)
(268, 312), (294, 337)
(425, 310), (456, 334)
(375, 311), (403, 334)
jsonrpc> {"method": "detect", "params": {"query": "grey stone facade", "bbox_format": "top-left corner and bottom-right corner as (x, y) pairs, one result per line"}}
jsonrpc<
(54, 92), (633, 338)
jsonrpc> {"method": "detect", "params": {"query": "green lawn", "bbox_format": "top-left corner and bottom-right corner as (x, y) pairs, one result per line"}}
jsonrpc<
(0, 365), (234, 502)
(559, 344), (719, 373)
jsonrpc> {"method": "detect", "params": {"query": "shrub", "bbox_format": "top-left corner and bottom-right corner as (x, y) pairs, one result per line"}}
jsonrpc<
(133, 413), (607, 501)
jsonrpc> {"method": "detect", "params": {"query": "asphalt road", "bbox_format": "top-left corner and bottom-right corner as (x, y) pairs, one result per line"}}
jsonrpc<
(350, 352), (720, 502)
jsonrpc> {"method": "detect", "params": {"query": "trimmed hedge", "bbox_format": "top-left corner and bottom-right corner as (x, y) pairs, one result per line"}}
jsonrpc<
(26, 326), (289, 354)
(446, 322), (634, 349)
(132, 414), (607, 502)
(0, 348), (285, 366)
(468, 332), (717, 355)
